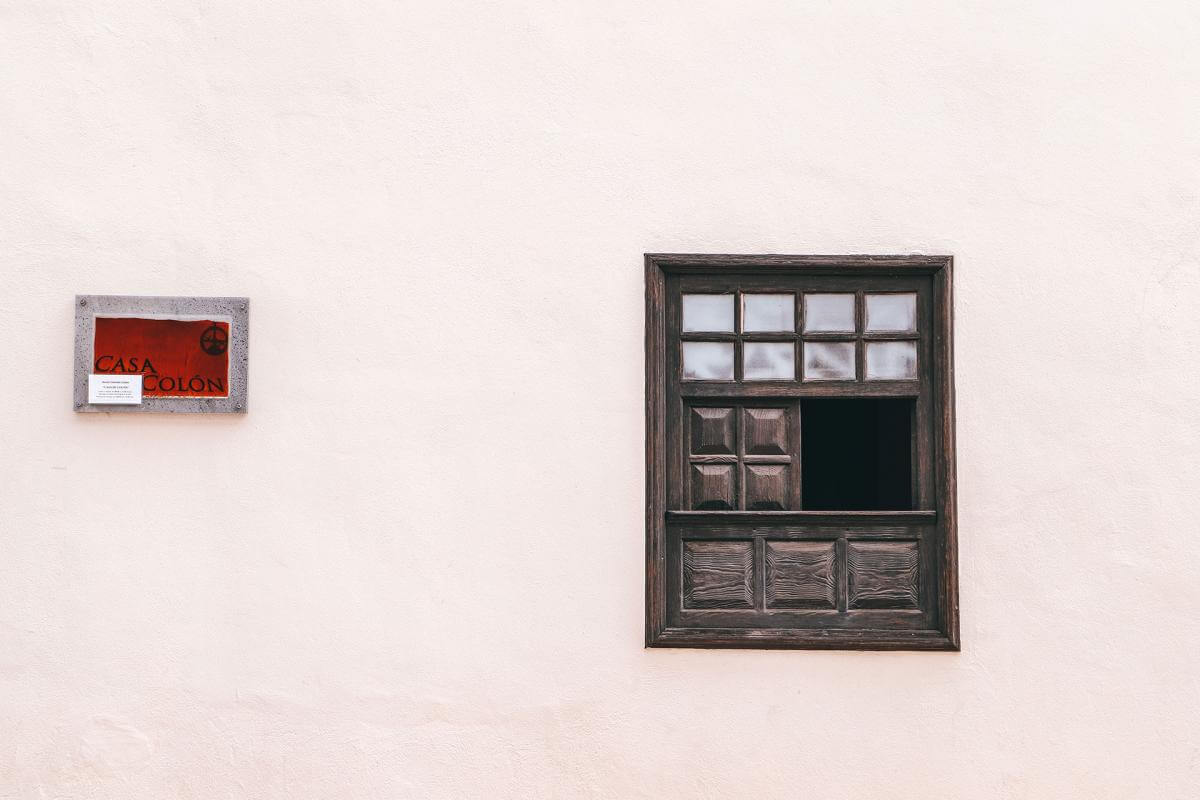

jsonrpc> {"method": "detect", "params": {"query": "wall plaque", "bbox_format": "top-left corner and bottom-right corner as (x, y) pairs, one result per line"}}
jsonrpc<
(74, 295), (248, 413)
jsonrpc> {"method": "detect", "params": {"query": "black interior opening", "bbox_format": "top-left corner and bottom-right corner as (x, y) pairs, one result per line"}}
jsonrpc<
(801, 398), (913, 510)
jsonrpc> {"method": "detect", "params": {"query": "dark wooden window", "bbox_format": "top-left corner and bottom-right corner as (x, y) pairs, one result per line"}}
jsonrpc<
(645, 255), (958, 650)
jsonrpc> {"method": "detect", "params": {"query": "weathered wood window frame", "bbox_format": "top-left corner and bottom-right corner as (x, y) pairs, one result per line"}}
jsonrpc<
(645, 254), (958, 650)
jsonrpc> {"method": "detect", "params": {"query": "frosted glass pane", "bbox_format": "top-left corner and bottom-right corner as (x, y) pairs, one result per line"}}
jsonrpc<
(743, 342), (795, 381)
(682, 342), (734, 380)
(866, 341), (918, 380)
(803, 294), (855, 332)
(682, 294), (734, 332)
(803, 342), (855, 381)
(742, 294), (794, 332)
(865, 293), (916, 332)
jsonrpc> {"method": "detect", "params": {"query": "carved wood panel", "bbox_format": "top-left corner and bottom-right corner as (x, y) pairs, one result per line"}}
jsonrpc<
(765, 541), (837, 609)
(847, 540), (920, 609)
(689, 464), (735, 510)
(689, 407), (736, 455)
(685, 402), (799, 511)
(743, 407), (788, 455)
(744, 464), (790, 510)
(683, 540), (754, 609)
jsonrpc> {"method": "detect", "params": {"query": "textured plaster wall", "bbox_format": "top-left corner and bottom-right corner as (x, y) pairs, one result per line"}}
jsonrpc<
(2, 2), (1199, 797)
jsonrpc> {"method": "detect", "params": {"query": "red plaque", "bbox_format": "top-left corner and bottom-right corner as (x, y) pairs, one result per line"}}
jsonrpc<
(93, 317), (231, 397)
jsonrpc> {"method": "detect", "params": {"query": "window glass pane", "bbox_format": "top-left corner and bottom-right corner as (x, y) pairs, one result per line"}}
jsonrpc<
(865, 293), (916, 332)
(803, 294), (855, 332)
(682, 294), (734, 332)
(742, 294), (794, 332)
(682, 342), (734, 380)
(866, 341), (917, 380)
(803, 342), (855, 381)
(743, 342), (795, 381)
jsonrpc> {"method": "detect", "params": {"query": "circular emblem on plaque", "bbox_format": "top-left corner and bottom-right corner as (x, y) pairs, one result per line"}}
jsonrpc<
(200, 324), (228, 356)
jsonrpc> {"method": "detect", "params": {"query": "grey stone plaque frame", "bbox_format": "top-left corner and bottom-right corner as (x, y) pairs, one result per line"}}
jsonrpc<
(74, 295), (249, 414)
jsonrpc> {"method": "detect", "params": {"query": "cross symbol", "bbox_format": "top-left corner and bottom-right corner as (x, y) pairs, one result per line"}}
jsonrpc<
(200, 324), (228, 356)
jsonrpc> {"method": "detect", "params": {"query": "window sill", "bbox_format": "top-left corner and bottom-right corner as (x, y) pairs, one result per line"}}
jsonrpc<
(665, 510), (936, 525)
(647, 625), (959, 651)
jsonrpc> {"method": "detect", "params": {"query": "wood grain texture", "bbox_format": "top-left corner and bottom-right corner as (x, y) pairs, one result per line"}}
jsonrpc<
(649, 626), (957, 651)
(647, 253), (952, 273)
(644, 257), (668, 644)
(933, 259), (960, 648)
(666, 510), (936, 525)
(681, 381), (919, 399)
(765, 541), (837, 609)
(690, 464), (735, 510)
(848, 541), (920, 609)
(670, 520), (933, 540)
(689, 406), (736, 454)
(683, 541), (754, 609)
(744, 464), (789, 510)
(743, 407), (788, 455)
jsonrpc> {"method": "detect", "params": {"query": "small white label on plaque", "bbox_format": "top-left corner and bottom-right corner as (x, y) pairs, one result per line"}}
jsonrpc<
(88, 374), (143, 405)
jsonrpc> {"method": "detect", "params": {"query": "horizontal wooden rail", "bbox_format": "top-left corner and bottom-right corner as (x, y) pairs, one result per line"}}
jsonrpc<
(666, 510), (937, 525)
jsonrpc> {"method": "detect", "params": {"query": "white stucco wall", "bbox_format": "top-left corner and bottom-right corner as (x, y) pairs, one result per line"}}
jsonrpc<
(3, 2), (1199, 797)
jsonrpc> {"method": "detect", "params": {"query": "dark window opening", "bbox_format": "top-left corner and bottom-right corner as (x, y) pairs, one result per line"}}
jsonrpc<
(801, 398), (913, 510)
